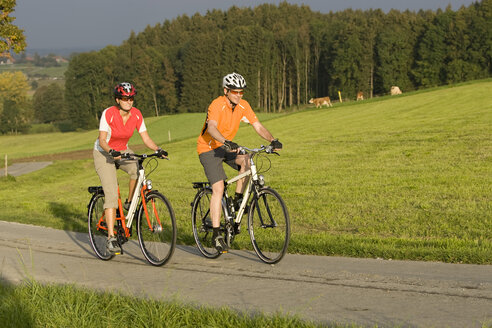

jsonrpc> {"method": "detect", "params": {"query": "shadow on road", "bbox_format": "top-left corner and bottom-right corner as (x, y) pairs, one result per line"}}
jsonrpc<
(48, 201), (149, 264)
(48, 202), (93, 256)
(176, 243), (265, 264)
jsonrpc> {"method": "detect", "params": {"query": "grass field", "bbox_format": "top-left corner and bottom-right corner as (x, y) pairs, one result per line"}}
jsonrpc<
(0, 79), (491, 264)
(0, 112), (281, 160)
(0, 63), (68, 78)
(0, 62), (68, 97)
(0, 280), (330, 328)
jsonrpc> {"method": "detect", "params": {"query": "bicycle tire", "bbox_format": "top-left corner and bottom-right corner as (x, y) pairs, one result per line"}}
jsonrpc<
(248, 187), (290, 264)
(191, 188), (222, 259)
(88, 193), (114, 261)
(136, 191), (177, 266)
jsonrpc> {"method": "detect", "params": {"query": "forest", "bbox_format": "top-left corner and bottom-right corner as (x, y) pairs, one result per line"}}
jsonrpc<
(26, 1), (492, 129)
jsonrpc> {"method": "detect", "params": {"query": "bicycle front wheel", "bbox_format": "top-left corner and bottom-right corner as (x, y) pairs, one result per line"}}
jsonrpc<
(137, 191), (177, 266)
(191, 188), (221, 259)
(88, 193), (114, 261)
(248, 187), (290, 264)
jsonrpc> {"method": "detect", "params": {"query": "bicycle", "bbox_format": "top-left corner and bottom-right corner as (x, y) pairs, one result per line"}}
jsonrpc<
(191, 145), (290, 264)
(87, 152), (177, 266)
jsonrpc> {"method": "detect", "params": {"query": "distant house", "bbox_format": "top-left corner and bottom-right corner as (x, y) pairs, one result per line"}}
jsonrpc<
(0, 57), (15, 65)
(54, 56), (68, 64)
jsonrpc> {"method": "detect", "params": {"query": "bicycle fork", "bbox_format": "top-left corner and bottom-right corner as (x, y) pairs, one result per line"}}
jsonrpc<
(256, 193), (278, 229)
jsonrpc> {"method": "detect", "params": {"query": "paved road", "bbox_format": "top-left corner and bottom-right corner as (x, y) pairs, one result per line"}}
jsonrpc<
(0, 161), (52, 177)
(0, 220), (491, 327)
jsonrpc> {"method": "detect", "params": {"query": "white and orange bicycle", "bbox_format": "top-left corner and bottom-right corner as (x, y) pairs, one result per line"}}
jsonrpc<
(87, 152), (176, 266)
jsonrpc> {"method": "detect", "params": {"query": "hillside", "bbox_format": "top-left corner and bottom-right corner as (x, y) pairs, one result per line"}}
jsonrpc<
(64, 2), (491, 130)
(0, 80), (491, 263)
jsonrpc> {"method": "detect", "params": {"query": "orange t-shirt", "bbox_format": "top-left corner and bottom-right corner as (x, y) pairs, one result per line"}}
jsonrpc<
(197, 96), (259, 154)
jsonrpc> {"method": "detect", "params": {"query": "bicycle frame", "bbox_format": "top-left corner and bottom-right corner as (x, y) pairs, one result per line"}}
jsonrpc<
(224, 148), (264, 225)
(95, 156), (160, 238)
(192, 144), (288, 263)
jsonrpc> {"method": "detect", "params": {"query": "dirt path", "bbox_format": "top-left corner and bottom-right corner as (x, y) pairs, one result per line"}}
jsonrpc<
(9, 144), (147, 163)
(1, 220), (491, 327)
(1, 145), (148, 176)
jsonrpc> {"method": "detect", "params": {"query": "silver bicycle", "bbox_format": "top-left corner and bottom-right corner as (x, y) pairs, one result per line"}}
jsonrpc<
(191, 145), (290, 264)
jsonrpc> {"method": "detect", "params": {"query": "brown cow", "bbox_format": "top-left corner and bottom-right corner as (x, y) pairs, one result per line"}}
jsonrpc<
(356, 91), (364, 101)
(390, 86), (402, 95)
(309, 97), (332, 108)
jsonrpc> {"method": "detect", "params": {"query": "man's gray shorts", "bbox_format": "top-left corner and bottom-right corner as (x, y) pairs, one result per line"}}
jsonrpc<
(199, 146), (239, 185)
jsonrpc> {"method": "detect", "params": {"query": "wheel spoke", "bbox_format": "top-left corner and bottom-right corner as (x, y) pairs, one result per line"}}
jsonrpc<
(192, 188), (221, 259)
(88, 193), (114, 261)
(248, 188), (290, 264)
(137, 192), (176, 266)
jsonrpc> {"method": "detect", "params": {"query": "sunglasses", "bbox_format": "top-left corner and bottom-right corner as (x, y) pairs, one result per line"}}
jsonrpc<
(229, 90), (244, 95)
(120, 97), (134, 102)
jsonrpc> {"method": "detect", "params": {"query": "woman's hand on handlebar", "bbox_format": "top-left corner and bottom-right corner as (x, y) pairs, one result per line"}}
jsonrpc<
(109, 149), (122, 160)
(155, 147), (168, 159)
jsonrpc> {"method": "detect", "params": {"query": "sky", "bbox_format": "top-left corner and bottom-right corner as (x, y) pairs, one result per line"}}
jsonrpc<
(14, 0), (478, 52)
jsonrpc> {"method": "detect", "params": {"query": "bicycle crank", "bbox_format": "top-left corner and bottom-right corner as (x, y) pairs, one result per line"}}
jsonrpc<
(224, 222), (235, 247)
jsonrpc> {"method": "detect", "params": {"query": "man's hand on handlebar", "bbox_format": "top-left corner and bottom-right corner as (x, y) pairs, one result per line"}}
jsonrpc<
(269, 139), (282, 151)
(223, 140), (239, 152)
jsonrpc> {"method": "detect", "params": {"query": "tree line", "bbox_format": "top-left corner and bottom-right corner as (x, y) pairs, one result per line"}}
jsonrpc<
(1, 1), (491, 133)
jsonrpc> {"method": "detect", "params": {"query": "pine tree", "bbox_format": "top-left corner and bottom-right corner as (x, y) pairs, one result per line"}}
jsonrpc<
(374, 10), (416, 94)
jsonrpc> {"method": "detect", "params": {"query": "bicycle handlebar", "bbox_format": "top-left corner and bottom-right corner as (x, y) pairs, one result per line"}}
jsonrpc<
(121, 152), (169, 160)
(239, 145), (279, 156)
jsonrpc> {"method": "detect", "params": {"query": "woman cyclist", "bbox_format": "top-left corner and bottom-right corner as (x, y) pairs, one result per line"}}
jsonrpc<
(93, 82), (167, 254)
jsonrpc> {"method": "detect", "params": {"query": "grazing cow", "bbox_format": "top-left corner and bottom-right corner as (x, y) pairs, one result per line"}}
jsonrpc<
(309, 97), (332, 108)
(390, 86), (402, 95)
(356, 91), (364, 101)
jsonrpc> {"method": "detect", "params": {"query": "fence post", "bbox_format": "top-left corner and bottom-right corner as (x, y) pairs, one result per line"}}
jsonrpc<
(4, 154), (7, 177)
(168, 130), (171, 142)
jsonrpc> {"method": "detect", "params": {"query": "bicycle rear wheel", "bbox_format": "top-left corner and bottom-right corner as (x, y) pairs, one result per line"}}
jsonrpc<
(137, 191), (177, 266)
(88, 193), (114, 261)
(191, 188), (221, 259)
(248, 187), (290, 264)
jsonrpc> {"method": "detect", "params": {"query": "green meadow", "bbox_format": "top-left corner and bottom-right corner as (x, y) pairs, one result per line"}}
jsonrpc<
(1, 80), (491, 264)
(0, 280), (329, 328)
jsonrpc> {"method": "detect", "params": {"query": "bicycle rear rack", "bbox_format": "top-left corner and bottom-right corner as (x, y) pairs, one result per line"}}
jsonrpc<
(88, 186), (104, 194)
(192, 182), (210, 189)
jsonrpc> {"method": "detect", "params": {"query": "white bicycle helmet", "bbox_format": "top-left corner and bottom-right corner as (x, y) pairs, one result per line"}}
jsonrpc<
(222, 72), (247, 89)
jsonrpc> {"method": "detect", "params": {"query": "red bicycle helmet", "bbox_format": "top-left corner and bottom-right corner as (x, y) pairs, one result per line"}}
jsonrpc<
(114, 82), (137, 98)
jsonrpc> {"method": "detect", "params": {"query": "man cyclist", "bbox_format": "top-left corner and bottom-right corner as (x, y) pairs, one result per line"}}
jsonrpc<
(197, 72), (282, 253)
(93, 82), (167, 255)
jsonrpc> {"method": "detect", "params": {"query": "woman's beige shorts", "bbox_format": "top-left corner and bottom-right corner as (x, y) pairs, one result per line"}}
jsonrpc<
(93, 149), (138, 209)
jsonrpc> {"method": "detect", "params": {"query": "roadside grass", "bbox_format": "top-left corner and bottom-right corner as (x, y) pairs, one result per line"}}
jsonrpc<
(0, 112), (280, 161)
(0, 80), (490, 264)
(0, 280), (335, 328)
